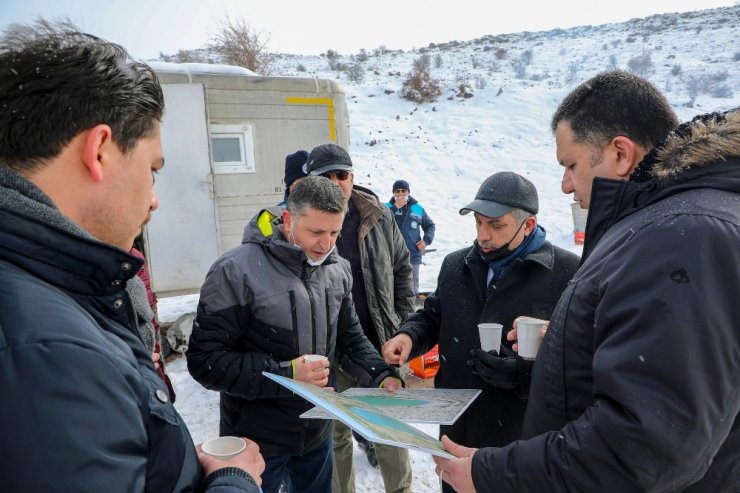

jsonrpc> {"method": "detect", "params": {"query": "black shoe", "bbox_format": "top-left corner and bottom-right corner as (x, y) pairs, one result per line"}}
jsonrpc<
(358, 439), (379, 468)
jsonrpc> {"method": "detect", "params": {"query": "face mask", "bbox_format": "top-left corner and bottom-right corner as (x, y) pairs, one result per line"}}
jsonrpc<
(306, 246), (335, 266)
(291, 230), (334, 266)
(477, 220), (526, 262)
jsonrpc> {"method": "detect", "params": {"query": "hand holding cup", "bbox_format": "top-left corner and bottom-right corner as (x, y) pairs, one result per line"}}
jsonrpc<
(198, 436), (265, 486)
(509, 317), (548, 360)
(293, 354), (330, 387)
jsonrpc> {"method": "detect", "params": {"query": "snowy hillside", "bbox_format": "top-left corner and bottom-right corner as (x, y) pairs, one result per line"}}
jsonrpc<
(260, 5), (740, 293)
(162, 6), (740, 492)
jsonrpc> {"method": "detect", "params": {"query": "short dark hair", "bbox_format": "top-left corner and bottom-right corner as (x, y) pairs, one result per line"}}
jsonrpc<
(0, 18), (165, 172)
(551, 70), (678, 151)
(287, 175), (347, 217)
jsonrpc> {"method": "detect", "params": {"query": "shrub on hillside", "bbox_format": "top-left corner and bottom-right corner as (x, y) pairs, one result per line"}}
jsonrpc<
(326, 49), (342, 70)
(344, 63), (365, 83)
(627, 49), (655, 77)
(494, 48), (508, 60)
(401, 57), (442, 104)
(434, 53), (443, 68)
(608, 54), (619, 70)
(511, 56), (527, 79)
(685, 71), (733, 107)
(355, 49), (369, 62)
(521, 49), (533, 65)
(414, 54), (432, 72)
(475, 75), (487, 90)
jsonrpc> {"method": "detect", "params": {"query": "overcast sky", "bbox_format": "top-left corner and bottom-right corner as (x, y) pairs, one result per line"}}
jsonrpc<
(1, 0), (736, 59)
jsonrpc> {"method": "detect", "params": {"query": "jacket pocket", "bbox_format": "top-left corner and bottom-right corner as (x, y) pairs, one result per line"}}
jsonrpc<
(145, 386), (185, 491)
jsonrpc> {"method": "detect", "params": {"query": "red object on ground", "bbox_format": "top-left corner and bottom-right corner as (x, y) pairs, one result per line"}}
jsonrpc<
(408, 344), (440, 379)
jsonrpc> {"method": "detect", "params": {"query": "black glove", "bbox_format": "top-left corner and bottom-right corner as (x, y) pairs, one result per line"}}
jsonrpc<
(467, 345), (519, 389)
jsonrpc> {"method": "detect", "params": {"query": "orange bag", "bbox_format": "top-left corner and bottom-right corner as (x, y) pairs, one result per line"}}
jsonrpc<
(408, 344), (440, 379)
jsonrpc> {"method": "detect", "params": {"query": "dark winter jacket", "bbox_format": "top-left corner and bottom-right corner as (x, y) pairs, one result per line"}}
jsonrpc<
(0, 167), (258, 493)
(187, 208), (399, 457)
(386, 196), (436, 264)
(473, 111), (740, 492)
(399, 238), (579, 447)
(350, 187), (416, 345)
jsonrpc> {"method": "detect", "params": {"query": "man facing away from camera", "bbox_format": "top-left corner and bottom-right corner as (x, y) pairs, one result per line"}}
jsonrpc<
(433, 71), (740, 492)
(383, 171), (579, 493)
(306, 143), (416, 493)
(0, 19), (263, 492)
(187, 176), (403, 493)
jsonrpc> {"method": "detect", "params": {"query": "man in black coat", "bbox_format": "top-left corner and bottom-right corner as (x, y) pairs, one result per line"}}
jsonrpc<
(0, 19), (263, 492)
(434, 72), (740, 493)
(383, 171), (579, 493)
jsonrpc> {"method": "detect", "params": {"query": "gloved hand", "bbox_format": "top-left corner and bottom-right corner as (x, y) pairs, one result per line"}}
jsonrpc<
(467, 345), (519, 389)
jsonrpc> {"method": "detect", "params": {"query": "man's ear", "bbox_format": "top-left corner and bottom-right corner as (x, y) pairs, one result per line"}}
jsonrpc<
(523, 215), (537, 235)
(282, 209), (293, 235)
(82, 124), (113, 183)
(611, 136), (640, 178)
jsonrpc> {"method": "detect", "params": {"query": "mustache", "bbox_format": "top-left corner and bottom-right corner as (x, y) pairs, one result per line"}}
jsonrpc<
(476, 240), (496, 249)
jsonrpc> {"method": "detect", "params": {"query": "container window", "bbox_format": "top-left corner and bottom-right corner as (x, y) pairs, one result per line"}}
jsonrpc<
(209, 124), (256, 174)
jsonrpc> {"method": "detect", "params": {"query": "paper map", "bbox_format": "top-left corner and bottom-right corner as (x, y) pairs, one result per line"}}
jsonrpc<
(301, 387), (481, 425)
(262, 372), (463, 458)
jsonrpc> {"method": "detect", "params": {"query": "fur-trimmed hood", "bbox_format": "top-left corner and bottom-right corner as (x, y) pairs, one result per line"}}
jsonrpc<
(633, 108), (740, 181)
(584, 108), (740, 261)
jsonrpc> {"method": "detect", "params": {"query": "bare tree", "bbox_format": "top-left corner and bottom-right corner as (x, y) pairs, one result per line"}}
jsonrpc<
(210, 17), (273, 75)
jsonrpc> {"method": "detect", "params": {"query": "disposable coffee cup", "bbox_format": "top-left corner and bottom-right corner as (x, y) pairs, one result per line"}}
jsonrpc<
(201, 436), (246, 460)
(570, 202), (588, 245)
(303, 354), (328, 364)
(478, 323), (503, 353)
(517, 318), (546, 360)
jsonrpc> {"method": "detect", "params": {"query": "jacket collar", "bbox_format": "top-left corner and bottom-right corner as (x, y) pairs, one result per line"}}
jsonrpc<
(351, 186), (385, 240)
(0, 167), (143, 297)
(583, 110), (740, 262)
(464, 240), (556, 303)
(242, 207), (341, 276)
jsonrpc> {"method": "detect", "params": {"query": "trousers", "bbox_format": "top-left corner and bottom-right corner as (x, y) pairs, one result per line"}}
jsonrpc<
(331, 368), (413, 493)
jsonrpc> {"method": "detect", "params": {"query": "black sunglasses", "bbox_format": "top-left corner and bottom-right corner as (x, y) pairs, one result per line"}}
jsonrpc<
(394, 189), (408, 193)
(320, 170), (351, 181)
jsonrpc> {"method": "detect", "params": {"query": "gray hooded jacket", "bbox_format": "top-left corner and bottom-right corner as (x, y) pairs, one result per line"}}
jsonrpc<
(187, 208), (399, 456)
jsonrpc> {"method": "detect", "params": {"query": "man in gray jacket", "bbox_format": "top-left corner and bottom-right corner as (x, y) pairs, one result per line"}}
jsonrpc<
(188, 176), (402, 493)
(306, 143), (416, 493)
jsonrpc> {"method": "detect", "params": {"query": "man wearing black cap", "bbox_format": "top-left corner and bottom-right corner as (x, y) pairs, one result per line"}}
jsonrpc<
(432, 74), (740, 493)
(383, 171), (578, 493)
(306, 143), (416, 493)
(278, 150), (309, 206)
(386, 179), (436, 297)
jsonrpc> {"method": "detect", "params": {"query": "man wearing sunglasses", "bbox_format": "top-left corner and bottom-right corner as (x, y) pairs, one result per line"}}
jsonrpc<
(307, 143), (416, 493)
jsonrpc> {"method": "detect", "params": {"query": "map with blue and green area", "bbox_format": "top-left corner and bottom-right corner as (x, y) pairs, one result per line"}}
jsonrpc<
(301, 387), (480, 425)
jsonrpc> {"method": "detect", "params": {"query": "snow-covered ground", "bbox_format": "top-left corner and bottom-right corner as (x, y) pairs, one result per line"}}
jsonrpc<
(160, 6), (740, 492)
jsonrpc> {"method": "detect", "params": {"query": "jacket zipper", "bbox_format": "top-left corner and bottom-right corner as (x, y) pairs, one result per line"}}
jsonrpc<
(301, 266), (316, 354)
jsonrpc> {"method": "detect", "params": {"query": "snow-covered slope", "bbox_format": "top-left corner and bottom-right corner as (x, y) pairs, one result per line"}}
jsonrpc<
(165, 6), (740, 492)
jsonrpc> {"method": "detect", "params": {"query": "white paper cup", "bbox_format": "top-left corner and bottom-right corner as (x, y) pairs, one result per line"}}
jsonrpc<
(478, 323), (503, 353)
(570, 202), (588, 245)
(303, 354), (328, 365)
(517, 318), (546, 360)
(201, 436), (246, 460)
